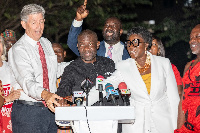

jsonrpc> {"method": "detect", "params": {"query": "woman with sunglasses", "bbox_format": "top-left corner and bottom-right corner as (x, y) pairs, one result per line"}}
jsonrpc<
(106, 26), (179, 133)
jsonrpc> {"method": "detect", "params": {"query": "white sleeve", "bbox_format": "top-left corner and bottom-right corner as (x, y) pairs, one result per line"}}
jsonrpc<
(165, 59), (180, 129)
(72, 19), (83, 27)
(105, 70), (124, 89)
(8, 47), (44, 100)
(57, 61), (71, 78)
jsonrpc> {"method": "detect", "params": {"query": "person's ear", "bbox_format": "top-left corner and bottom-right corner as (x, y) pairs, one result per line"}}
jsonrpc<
(21, 21), (26, 30)
(120, 29), (123, 36)
(64, 50), (66, 58)
(97, 41), (100, 49)
(77, 43), (78, 48)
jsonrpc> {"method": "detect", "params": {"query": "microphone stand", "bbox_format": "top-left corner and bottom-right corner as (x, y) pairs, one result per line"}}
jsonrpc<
(85, 78), (90, 106)
(98, 84), (103, 106)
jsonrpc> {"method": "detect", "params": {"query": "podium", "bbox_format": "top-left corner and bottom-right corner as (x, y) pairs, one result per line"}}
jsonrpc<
(55, 106), (135, 133)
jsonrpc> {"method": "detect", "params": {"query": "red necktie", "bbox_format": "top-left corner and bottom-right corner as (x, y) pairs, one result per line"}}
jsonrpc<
(37, 42), (49, 91)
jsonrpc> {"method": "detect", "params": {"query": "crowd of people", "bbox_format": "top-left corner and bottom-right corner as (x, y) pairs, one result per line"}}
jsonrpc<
(0, 0), (200, 133)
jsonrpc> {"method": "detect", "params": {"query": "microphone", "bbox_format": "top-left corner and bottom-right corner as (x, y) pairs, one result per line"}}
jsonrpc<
(98, 84), (103, 106)
(118, 82), (131, 106)
(96, 75), (105, 90)
(81, 77), (93, 106)
(73, 91), (85, 106)
(81, 77), (92, 94)
(96, 75), (105, 106)
(105, 83), (119, 106)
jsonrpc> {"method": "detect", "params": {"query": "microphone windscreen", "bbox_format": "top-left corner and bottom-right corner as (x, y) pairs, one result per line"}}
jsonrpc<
(105, 83), (114, 92)
(118, 82), (127, 90)
(97, 75), (105, 79)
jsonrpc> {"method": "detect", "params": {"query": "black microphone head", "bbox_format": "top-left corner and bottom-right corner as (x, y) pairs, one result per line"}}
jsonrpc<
(81, 77), (93, 94)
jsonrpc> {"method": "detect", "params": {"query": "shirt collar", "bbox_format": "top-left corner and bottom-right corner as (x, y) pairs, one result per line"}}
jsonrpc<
(105, 41), (121, 50)
(24, 33), (41, 47)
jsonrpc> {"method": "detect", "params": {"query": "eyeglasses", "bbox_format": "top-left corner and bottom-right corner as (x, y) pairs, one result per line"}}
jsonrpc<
(125, 39), (145, 47)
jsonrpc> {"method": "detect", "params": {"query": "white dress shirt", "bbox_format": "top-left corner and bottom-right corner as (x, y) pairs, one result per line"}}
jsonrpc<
(104, 41), (124, 63)
(8, 34), (69, 102)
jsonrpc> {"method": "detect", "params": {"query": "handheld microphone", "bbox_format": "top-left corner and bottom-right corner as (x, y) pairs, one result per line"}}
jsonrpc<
(81, 77), (93, 106)
(105, 83), (119, 106)
(81, 77), (92, 94)
(118, 82), (131, 106)
(73, 91), (85, 106)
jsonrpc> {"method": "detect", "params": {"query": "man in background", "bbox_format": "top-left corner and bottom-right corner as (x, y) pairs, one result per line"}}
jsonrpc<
(67, 0), (130, 63)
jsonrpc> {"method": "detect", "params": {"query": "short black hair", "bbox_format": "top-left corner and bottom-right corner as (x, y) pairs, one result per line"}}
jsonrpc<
(127, 26), (152, 49)
(78, 29), (98, 43)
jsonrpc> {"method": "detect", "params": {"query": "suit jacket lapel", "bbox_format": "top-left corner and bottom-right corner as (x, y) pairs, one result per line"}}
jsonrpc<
(97, 41), (106, 57)
(118, 58), (149, 96)
(149, 54), (159, 99)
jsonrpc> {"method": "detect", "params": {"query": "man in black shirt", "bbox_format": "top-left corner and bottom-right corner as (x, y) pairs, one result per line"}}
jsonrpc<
(56, 29), (124, 133)
(57, 29), (116, 105)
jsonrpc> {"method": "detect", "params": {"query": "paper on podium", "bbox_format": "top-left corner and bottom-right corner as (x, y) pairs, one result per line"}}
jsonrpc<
(55, 106), (135, 124)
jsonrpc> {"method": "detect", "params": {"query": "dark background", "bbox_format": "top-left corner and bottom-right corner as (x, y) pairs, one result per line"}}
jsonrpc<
(1, 0), (200, 76)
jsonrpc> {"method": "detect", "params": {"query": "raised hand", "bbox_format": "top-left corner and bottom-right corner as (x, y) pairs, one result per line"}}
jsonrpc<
(75, 0), (89, 21)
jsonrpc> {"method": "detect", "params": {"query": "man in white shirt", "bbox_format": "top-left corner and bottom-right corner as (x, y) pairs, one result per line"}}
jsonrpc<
(8, 4), (68, 133)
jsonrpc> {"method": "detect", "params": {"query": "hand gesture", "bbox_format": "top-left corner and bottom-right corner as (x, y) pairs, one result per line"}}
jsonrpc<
(41, 90), (62, 112)
(5, 87), (21, 103)
(75, 0), (89, 21)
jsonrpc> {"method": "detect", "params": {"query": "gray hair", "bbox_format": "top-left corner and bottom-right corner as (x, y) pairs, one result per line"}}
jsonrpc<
(0, 36), (7, 61)
(20, 4), (45, 22)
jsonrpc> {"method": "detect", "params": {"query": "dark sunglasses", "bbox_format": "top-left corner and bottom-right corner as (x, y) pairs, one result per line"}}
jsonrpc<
(125, 39), (145, 47)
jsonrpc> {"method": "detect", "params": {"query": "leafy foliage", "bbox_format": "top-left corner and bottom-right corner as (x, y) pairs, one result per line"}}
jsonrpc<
(153, 1), (200, 48)
(0, 0), (151, 42)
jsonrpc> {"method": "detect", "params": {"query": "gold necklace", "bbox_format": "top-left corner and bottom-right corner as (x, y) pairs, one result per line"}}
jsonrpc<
(135, 54), (151, 74)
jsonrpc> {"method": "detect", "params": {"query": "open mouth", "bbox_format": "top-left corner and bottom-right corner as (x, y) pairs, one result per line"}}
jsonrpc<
(106, 30), (114, 36)
(35, 31), (41, 35)
(190, 44), (197, 49)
